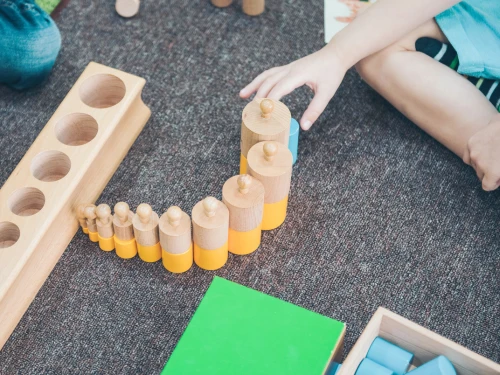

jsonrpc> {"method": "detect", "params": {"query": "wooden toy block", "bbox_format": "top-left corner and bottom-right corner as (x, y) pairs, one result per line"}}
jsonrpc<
(162, 277), (346, 374)
(355, 358), (395, 375)
(192, 197), (229, 271)
(289, 118), (299, 165)
(338, 307), (500, 375)
(159, 206), (193, 273)
(115, 0), (140, 18)
(247, 141), (293, 230)
(366, 337), (414, 375)
(407, 356), (457, 375)
(211, 0), (233, 8)
(222, 174), (264, 255)
(85, 204), (99, 242)
(96, 204), (115, 252)
(240, 98), (291, 174)
(242, 0), (265, 16)
(76, 204), (88, 233)
(113, 202), (138, 259)
(0, 61), (150, 350)
(133, 203), (162, 263)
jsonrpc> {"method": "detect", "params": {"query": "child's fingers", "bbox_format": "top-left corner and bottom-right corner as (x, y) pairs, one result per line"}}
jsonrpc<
(482, 172), (500, 191)
(255, 70), (289, 98)
(240, 67), (283, 98)
(267, 75), (304, 101)
(300, 87), (333, 130)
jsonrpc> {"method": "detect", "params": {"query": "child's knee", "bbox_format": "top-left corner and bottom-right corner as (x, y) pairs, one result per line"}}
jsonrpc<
(0, 1), (61, 90)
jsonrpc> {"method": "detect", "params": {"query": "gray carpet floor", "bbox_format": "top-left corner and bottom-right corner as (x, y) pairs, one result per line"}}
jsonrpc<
(0, 0), (499, 373)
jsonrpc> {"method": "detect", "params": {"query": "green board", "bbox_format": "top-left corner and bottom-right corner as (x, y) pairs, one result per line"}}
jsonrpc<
(162, 277), (345, 375)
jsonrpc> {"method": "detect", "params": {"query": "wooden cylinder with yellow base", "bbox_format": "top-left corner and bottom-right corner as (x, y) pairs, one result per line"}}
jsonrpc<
(192, 197), (229, 270)
(159, 206), (193, 274)
(76, 204), (89, 234)
(211, 0), (232, 7)
(222, 174), (264, 255)
(113, 202), (137, 259)
(240, 98), (291, 174)
(84, 204), (99, 242)
(96, 204), (115, 252)
(247, 141), (293, 230)
(133, 203), (162, 263)
(242, 0), (265, 16)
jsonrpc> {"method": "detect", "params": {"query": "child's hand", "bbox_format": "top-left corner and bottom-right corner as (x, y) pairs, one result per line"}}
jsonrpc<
(463, 116), (500, 191)
(239, 48), (347, 131)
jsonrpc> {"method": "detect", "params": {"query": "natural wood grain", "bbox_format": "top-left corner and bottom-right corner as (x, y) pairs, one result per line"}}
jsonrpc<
(242, 0), (264, 16)
(0, 62), (150, 349)
(159, 206), (192, 255)
(211, 0), (232, 7)
(96, 204), (114, 239)
(247, 141), (293, 204)
(132, 203), (160, 247)
(222, 175), (264, 232)
(241, 98), (291, 158)
(113, 202), (135, 241)
(192, 197), (229, 250)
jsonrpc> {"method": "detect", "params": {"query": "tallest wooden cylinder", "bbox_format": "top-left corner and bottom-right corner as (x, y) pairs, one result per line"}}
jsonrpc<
(240, 98), (291, 174)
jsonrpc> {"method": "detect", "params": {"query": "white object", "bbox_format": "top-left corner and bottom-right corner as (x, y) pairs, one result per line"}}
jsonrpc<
(116, 0), (140, 18)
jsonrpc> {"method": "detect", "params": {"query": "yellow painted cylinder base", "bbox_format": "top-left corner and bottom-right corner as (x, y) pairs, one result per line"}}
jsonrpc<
(83, 227), (89, 234)
(98, 234), (115, 252)
(162, 244), (193, 273)
(88, 231), (99, 242)
(262, 196), (288, 230)
(240, 153), (248, 174)
(114, 236), (138, 259)
(138, 242), (162, 263)
(194, 242), (228, 271)
(228, 225), (262, 255)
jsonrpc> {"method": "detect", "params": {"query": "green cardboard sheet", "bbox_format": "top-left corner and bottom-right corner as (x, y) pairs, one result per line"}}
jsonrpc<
(162, 277), (345, 375)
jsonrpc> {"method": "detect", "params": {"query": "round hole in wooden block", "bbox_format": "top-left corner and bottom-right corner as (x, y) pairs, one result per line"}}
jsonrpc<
(31, 150), (71, 182)
(0, 222), (20, 249)
(55, 113), (98, 146)
(8, 187), (46, 217)
(79, 74), (126, 108)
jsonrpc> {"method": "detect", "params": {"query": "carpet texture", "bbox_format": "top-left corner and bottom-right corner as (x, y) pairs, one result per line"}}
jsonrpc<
(0, 0), (499, 373)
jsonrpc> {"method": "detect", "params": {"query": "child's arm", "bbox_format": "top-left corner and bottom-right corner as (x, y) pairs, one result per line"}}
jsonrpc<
(240, 0), (460, 130)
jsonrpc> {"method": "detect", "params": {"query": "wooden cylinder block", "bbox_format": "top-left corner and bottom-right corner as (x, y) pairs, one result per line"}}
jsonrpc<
(240, 98), (291, 174)
(211, 0), (233, 7)
(222, 175), (264, 255)
(159, 206), (193, 273)
(113, 202), (137, 259)
(84, 204), (99, 242)
(247, 141), (293, 230)
(242, 0), (265, 16)
(133, 203), (161, 262)
(96, 203), (115, 251)
(76, 204), (88, 233)
(192, 197), (229, 270)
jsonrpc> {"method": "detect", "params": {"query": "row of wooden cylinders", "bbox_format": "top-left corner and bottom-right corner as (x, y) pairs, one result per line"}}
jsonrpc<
(76, 140), (293, 272)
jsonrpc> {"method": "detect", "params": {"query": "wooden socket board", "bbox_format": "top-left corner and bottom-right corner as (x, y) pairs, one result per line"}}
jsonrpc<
(338, 307), (500, 375)
(0, 62), (151, 350)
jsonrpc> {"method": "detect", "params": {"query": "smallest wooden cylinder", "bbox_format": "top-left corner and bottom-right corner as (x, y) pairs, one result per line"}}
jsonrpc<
(133, 203), (162, 263)
(96, 204), (115, 252)
(76, 204), (89, 234)
(113, 202), (137, 259)
(242, 0), (264, 16)
(247, 141), (293, 230)
(84, 204), (99, 242)
(222, 174), (264, 255)
(192, 197), (229, 270)
(211, 0), (233, 7)
(159, 206), (193, 273)
(240, 98), (291, 174)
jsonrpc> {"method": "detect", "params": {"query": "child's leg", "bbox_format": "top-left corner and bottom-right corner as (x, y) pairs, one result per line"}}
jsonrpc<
(355, 19), (499, 158)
